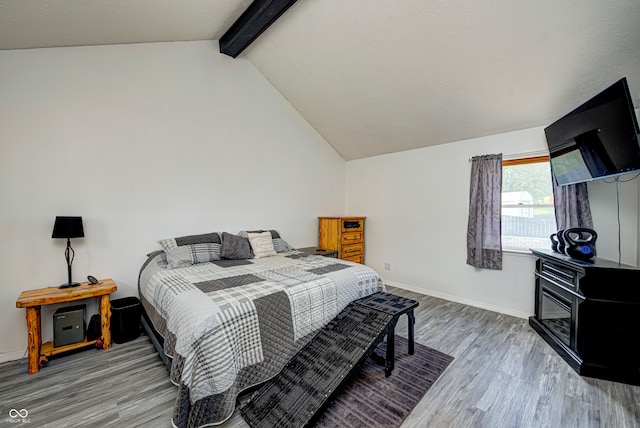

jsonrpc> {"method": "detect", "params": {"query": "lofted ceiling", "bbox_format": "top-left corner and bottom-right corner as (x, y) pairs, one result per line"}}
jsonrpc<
(1, 0), (639, 160)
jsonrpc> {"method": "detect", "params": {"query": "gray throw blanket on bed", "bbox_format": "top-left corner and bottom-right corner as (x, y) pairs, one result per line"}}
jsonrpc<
(139, 251), (384, 427)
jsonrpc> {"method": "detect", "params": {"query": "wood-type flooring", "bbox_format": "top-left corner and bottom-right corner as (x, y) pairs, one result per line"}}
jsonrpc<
(1, 285), (638, 427)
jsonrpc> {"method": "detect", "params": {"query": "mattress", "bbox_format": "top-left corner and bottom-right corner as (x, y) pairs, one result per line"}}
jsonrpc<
(138, 250), (384, 427)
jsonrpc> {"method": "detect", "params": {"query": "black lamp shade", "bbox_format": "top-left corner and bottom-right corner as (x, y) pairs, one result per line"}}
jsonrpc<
(52, 216), (84, 239)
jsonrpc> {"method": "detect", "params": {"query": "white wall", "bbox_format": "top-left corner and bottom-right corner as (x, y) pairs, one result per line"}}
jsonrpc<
(589, 179), (638, 264)
(346, 126), (640, 318)
(0, 41), (346, 363)
(637, 112), (640, 268)
(586, 108), (640, 265)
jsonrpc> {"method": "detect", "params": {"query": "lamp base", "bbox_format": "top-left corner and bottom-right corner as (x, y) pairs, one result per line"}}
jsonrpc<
(59, 282), (81, 289)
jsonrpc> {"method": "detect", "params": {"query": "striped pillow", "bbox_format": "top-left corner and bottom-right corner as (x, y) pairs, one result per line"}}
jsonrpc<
(247, 231), (277, 258)
(157, 232), (222, 251)
(165, 243), (222, 269)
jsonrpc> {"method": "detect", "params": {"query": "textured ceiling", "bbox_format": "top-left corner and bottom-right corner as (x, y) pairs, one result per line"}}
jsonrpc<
(0, 0), (252, 48)
(1, 0), (639, 160)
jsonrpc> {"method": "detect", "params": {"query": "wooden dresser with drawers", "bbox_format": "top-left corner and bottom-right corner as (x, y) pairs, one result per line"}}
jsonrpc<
(318, 216), (366, 264)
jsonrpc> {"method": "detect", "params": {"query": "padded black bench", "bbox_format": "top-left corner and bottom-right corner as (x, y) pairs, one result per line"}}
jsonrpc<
(241, 292), (419, 428)
(353, 292), (418, 377)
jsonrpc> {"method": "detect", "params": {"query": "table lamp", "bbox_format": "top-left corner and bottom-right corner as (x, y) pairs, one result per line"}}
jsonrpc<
(52, 216), (84, 288)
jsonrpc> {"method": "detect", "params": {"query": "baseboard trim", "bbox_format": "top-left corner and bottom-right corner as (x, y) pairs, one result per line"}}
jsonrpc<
(384, 280), (531, 319)
(0, 349), (27, 364)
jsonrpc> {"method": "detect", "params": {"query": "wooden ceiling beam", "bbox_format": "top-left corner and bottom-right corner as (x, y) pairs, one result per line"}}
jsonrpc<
(220, 0), (299, 58)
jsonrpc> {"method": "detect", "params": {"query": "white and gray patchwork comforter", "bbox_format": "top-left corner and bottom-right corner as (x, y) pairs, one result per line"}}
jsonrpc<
(138, 250), (384, 427)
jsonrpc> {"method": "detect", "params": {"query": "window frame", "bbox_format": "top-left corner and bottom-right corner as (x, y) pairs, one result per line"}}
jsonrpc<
(501, 155), (556, 252)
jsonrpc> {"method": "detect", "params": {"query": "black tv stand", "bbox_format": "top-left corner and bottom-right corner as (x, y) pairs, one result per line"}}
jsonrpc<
(529, 249), (640, 385)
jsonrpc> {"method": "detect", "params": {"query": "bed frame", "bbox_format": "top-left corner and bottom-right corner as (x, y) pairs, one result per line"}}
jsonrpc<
(141, 305), (172, 371)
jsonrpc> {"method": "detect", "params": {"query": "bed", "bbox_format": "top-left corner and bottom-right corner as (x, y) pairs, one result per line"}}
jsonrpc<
(137, 230), (384, 427)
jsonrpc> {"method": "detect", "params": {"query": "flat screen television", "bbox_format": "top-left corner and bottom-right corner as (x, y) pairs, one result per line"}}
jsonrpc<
(544, 77), (640, 186)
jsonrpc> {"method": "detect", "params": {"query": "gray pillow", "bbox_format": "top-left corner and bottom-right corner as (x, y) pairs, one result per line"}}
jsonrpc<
(237, 230), (281, 239)
(157, 232), (222, 251)
(273, 238), (294, 253)
(165, 243), (222, 269)
(221, 232), (253, 260)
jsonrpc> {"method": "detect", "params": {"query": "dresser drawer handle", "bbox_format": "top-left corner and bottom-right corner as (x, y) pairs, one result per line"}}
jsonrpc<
(344, 248), (361, 254)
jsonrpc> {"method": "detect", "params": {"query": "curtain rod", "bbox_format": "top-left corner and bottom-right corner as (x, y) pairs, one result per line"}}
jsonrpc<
(468, 150), (549, 162)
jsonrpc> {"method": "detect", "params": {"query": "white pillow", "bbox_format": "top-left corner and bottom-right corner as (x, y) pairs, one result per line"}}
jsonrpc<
(247, 231), (277, 258)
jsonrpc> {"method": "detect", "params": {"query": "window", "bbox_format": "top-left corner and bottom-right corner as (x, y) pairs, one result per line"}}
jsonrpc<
(502, 156), (556, 251)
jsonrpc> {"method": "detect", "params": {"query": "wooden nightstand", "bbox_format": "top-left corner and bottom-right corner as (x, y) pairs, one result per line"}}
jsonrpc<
(15, 279), (117, 374)
(318, 217), (366, 263)
(298, 247), (339, 258)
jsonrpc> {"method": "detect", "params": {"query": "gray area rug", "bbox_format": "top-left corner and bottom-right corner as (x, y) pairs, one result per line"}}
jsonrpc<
(312, 335), (454, 428)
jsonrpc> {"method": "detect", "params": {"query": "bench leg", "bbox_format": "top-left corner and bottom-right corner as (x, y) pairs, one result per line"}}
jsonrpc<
(407, 309), (415, 355)
(385, 318), (398, 377)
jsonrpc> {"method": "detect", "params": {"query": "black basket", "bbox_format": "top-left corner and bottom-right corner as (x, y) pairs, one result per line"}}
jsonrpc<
(111, 297), (141, 344)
